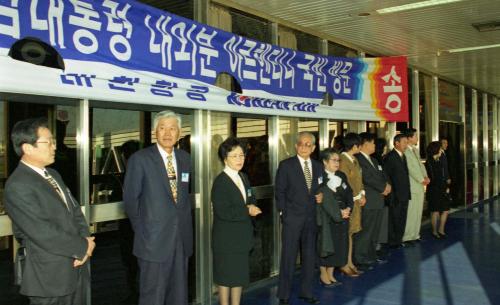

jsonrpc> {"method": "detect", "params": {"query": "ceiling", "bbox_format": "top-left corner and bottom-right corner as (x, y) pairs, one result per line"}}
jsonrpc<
(213, 0), (500, 96)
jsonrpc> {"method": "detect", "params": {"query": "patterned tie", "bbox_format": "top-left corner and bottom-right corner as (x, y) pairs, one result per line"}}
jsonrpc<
(44, 170), (68, 210)
(304, 160), (312, 191)
(166, 154), (177, 203)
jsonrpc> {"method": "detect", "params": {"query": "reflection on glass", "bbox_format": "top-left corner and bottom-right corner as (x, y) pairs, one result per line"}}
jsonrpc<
(488, 96), (494, 196)
(279, 118), (298, 161)
(91, 109), (141, 204)
(478, 93), (484, 200)
(249, 197), (274, 282)
(465, 88), (473, 205)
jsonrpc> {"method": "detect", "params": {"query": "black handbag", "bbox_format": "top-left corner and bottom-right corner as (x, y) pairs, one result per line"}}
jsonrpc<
(14, 246), (26, 286)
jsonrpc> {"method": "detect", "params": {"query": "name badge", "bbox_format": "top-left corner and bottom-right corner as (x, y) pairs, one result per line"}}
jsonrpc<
(247, 189), (252, 198)
(342, 182), (347, 189)
(181, 172), (189, 182)
(318, 176), (323, 184)
(378, 165), (383, 171)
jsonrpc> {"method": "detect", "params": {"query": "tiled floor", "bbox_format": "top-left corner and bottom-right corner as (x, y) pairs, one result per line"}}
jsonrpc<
(1, 200), (499, 305)
(242, 200), (500, 305)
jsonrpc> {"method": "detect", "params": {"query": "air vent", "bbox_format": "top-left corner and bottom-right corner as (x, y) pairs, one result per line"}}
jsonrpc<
(472, 21), (500, 32)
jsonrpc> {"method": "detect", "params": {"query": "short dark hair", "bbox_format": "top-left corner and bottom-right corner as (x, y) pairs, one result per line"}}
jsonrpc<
(404, 128), (417, 138)
(11, 117), (48, 157)
(375, 138), (387, 155)
(393, 133), (407, 144)
(218, 137), (245, 163)
(343, 133), (361, 151)
(426, 141), (441, 157)
(320, 147), (339, 163)
(359, 132), (376, 146)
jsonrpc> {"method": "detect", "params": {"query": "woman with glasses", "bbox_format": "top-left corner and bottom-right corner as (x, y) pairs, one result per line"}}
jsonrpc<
(211, 137), (262, 305)
(317, 148), (353, 287)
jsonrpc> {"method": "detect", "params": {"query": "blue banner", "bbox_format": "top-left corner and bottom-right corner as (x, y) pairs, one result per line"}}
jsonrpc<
(0, 0), (368, 102)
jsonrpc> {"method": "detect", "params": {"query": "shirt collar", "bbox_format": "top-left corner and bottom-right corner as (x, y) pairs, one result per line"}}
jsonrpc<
(342, 152), (354, 163)
(157, 144), (176, 161)
(297, 155), (310, 165)
(21, 160), (46, 177)
(223, 166), (240, 179)
(360, 151), (372, 161)
(394, 148), (404, 157)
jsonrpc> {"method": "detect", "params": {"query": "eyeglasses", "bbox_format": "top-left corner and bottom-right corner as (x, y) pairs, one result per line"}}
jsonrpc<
(297, 143), (314, 148)
(227, 154), (245, 159)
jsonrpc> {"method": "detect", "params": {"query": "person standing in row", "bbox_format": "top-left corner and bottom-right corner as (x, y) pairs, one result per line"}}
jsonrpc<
(403, 128), (429, 244)
(123, 111), (192, 305)
(4, 117), (95, 305)
(339, 133), (365, 276)
(211, 137), (262, 305)
(354, 133), (391, 270)
(383, 134), (411, 248)
(425, 141), (451, 238)
(317, 148), (352, 287)
(275, 132), (323, 305)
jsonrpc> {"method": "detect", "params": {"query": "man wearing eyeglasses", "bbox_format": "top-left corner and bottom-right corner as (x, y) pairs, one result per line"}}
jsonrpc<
(275, 132), (323, 305)
(4, 117), (95, 305)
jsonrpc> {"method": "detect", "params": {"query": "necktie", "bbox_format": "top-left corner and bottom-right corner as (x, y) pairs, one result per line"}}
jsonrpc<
(44, 170), (68, 210)
(304, 160), (312, 191)
(167, 154), (177, 203)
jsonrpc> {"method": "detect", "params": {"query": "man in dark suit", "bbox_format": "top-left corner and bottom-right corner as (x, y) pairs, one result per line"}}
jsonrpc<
(383, 134), (411, 248)
(123, 111), (192, 305)
(4, 117), (95, 305)
(275, 132), (323, 305)
(354, 133), (391, 269)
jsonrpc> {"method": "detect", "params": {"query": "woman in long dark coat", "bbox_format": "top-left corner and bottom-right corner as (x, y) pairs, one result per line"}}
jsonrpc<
(317, 148), (354, 286)
(211, 137), (262, 305)
(425, 141), (450, 238)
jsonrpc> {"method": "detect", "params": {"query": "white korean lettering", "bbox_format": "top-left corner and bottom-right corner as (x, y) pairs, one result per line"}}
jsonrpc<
(0, 1), (20, 39)
(30, 0), (65, 48)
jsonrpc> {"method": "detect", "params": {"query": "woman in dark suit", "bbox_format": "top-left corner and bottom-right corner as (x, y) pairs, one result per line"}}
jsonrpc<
(317, 148), (354, 286)
(211, 137), (262, 305)
(425, 141), (450, 239)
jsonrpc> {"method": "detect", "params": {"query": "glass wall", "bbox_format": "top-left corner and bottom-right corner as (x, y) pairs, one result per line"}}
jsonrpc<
(465, 88), (474, 204)
(478, 93), (484, 200)
(488, 95), (495, 197)
(0, 102), (5, 216)
(419, 73), (433, 159)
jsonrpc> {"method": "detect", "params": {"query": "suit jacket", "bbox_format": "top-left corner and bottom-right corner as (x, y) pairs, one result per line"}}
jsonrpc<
(275, 156), (323, 220)
(383, 149), (411, 203)
(211, 171), (255, 254)
(339, 153), (364, 233)
(4, 163), (89, 297)
(123, 145), (193, 262)
(316, 171), (353, 257)
(356, 153), (388, 210)
(404, 145), (428, 194)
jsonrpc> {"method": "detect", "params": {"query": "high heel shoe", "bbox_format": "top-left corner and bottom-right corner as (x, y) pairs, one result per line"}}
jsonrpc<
(432, 232), (441, 239)
(319, 278), (335, 288)
(438, 232), (447, 239)
(339, 267), (359, 277)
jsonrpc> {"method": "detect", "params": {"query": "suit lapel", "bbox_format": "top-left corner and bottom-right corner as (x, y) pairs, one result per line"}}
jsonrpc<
(150, 146), (175, 202)
(294, 156), (309, 193)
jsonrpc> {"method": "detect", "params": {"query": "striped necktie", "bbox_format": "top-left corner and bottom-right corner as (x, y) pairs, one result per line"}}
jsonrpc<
(167, 154), (177, 203)
(44, 170), (68, 210)
(304, 160), (312, 191)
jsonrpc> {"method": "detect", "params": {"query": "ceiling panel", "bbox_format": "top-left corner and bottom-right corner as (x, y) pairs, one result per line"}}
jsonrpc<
(217, 0), (500, 95)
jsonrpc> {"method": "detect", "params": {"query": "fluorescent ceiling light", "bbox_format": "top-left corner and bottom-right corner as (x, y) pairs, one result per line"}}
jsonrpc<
(376, 0), (463, 14)
(447, 43), (500, 53)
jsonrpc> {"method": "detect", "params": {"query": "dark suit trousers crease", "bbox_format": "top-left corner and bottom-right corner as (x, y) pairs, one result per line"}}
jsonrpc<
(278, 217), (316, 299)
(138, 236), (188, 305)
(29, 265), (89, 305)
(388, 200), (409, 246)
(353, 209), (383, 264)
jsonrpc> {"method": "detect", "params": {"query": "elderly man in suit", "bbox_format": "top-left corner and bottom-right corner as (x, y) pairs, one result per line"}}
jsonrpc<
(383, 134), (411, 248)
(123, 111), (192, 305)
(403, 128), (429, 244)
(4, 117), (95, 305)
(354, 133), (391, 270)
(275, 132), (323, 305)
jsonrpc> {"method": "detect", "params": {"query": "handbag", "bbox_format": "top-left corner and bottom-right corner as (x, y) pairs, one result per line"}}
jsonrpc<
(14, 246), (26, 286)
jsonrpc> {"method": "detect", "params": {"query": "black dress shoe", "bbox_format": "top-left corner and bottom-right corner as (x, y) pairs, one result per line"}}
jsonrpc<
(439, 233), (447, 239)
(299, 296), (320, 304)
(279, 298), (289, 305)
